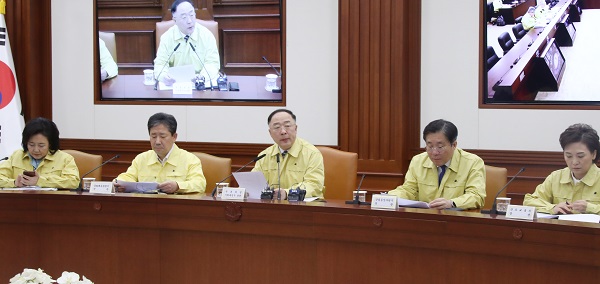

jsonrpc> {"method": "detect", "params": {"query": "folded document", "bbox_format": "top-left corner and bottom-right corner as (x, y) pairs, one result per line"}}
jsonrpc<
(397, 197), (430, 209)
(115, 180), (159, 194)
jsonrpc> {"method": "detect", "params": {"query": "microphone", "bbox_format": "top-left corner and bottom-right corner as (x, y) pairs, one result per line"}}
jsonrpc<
(76, 154), (120, 191)
(0, 157), (8, 161)
(481, 167), (526, 215)
(276, 153), (282, 200)
(154, 42), (182, 90)
(189, 42), (214, 90)
(346, 174), (369, 205)
(211, 154), (266, 197)
(261, 56), (281, 77)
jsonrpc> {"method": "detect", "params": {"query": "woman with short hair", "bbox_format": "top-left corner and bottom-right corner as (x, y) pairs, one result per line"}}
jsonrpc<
(0, 117), (79, 188)
(524, 123), (600, 215)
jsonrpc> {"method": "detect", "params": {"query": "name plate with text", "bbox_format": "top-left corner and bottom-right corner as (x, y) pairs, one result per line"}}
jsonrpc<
(505, 205), (537, 221)
(89, 181), (115, 194)
(371, 194), (398, 210)
(172, 82), (193, 95)
(221, 187), (246, 200)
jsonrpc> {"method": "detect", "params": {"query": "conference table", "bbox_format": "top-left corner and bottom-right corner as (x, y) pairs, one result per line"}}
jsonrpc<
(0, 190), (598, 283)
(101, 75), (283, 102)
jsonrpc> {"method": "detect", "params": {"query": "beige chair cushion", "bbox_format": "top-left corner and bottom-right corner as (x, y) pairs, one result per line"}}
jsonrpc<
(317, 146), (358, 200)
(98, 31), (117, 62)
(192, 152), (231, 194)
(484, 165), (508, 209)
(62, 149), (104, 181)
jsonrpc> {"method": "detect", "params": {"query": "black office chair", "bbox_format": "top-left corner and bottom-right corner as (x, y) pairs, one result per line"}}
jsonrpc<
(486, 46), (500, 71)
(512, 23), (527, 41)
(497, 32), (514, 55)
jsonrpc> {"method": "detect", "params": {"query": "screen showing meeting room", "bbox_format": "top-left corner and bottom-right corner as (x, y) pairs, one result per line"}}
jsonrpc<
(95, 0), (283, 103)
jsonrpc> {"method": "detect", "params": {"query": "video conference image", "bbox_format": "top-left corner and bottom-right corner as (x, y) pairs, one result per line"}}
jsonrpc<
(484, 0), (599, 104)
(97, 0), (283, 103)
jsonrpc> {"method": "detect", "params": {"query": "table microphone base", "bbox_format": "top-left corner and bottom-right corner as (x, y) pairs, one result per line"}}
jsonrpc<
(480, 209), (506, 215)
(345, 199), (371, 205)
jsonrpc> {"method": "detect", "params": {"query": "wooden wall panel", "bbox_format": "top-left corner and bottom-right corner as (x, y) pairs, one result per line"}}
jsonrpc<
(339, 0), (420, 191)
(214, 2), (281, 75)
(222, 29), (280, 74)
(582, 0), (600, 9)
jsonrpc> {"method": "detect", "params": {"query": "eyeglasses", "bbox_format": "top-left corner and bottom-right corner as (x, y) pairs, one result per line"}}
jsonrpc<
(270, 123), (295, 131)
(425, 145), (448, 153)
(176, 12), (196, 21)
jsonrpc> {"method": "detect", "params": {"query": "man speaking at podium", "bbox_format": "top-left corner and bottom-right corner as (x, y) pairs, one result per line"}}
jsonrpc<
(153, 0), (220, 86)
(252, 109), (325, 200)
(387, 119), (486, 210)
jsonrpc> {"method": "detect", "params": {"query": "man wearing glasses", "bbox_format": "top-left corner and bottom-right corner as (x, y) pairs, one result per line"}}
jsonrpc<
(387, 119), (486, 209)
(252, 109), (325, 200)
(153, 0), (220, 86)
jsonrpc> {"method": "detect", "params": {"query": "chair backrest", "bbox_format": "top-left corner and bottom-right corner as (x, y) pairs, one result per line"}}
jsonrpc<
(62, 149), (104, 181)
(486, 46), (500, 71)
(498, 32), (514, 54)
(98, 31), (117, 62)
(192, 152), (231, 192)
(484, 165), (508, 209)
(155, 19), (219, 49)
(512, 23), (527, 40)
(316, 146), (358, 200)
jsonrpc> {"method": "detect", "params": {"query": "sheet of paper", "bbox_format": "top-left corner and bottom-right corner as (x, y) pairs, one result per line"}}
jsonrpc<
(537, 213), (559, 219)
(397, 197), (430, 209)
(232, 172), (268, 199)
(303, 197), (319, 202)
(1, 186), (57, 191)
(558, 214), (600, 223)
(115, 180), (159, 194)
(159, 78), (218, 91)
(169, 64), (195, 83)
(158, 64), (195, 90)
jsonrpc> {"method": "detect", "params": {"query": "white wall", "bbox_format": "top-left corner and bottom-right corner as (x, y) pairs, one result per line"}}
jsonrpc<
(51, 0), (339, 145)
(52, 0), (599, 152)
(421, 0), (600, 151)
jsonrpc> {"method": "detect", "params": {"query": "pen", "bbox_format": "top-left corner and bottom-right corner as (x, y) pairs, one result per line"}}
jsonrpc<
(565, 200), (570, 205)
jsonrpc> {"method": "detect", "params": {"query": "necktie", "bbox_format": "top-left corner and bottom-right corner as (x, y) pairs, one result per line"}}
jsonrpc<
(282, 150), (288, 158)
(438, 165), (447, 186)
(184, 35), (190, 42)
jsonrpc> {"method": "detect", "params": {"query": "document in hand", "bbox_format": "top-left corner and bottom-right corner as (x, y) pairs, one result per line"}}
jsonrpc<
(158, 64), (195, 90)
(1, 186), (58, 191)
(397, 197), (430, 209)
(115, 180), (159, 194)
(232, 171), (267, 199)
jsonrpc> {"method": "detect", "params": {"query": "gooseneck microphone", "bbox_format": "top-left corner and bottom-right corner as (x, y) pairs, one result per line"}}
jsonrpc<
(154, 42), (182, 90)
(346, 174), (369, 205)
(261, 56), (281, 77)
(76, 154), (120, 191)
(189, 42), (214, 90)
(211, 154), (266, 197)
(276, 153), (282, 200)
(0, 157), (8, 161)
(481, 167), (526, 215)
